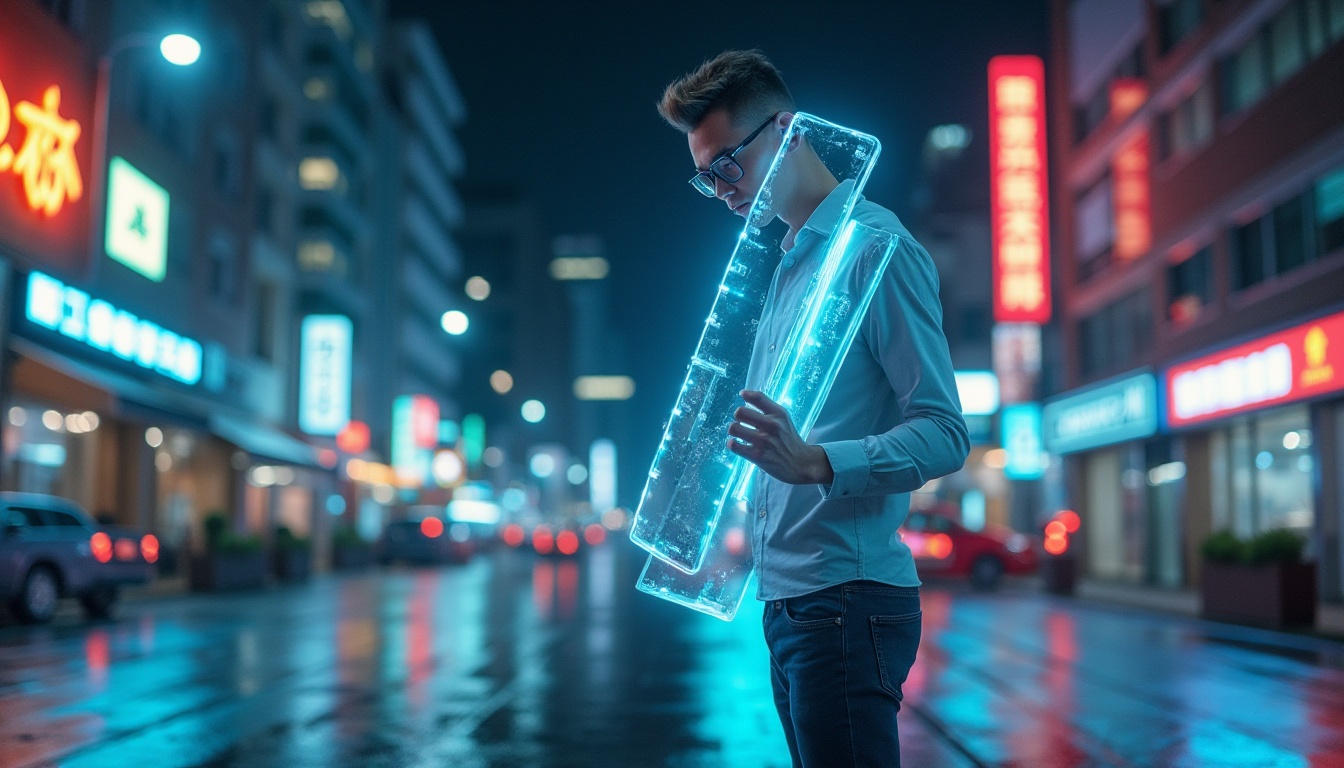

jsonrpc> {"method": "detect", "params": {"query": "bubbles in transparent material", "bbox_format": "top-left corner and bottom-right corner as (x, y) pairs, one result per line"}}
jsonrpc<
(630, 113), (899, 619)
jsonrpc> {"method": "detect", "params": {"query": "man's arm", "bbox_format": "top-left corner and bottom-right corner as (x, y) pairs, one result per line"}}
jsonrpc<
(816, 235), (970, 499)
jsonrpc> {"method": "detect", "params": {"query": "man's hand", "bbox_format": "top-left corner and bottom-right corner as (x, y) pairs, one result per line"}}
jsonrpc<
(727, 390), (835, 485)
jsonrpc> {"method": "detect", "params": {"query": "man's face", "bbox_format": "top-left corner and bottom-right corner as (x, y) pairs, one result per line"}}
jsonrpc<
(688, 109), (785, 218)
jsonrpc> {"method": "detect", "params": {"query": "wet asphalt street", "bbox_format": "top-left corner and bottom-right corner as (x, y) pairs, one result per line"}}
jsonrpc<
(2, 541), (1344, 768)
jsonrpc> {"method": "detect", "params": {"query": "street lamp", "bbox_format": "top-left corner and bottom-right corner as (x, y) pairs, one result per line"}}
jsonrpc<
(90, 32), (201, 278)
(441, 310), (469, 335)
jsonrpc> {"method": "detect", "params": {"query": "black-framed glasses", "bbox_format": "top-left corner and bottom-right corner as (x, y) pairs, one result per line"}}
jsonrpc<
(688, 113), (779, 197)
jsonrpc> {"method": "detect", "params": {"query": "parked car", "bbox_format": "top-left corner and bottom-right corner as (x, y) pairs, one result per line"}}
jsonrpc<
(0, 493), (157, 622)
(899, 507), (1037, 589)
(378, 518), (472, 566)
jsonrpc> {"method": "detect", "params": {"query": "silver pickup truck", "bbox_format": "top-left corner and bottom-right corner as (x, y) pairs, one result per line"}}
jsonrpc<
(0, 492), (157, 623)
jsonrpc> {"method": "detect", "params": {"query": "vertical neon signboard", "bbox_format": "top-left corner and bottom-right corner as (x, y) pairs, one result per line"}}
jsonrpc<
(298, 315), (352, 436)
(988, 55), (1051, 324)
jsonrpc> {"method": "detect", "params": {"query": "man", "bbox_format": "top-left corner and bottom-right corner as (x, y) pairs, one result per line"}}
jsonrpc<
(658, 50), (970, 767)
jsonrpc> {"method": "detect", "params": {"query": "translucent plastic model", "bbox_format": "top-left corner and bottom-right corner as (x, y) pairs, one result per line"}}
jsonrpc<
(630, 114), (885, 576)
(637, 219), (899, 620)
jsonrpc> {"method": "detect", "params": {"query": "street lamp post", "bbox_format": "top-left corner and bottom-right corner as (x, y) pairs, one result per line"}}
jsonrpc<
(88, 32), (200, 280)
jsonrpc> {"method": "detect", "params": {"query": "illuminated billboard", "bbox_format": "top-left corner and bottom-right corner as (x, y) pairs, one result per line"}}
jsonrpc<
(1165, 309), (1344, 428)
(1001, 402), (1044, 480)
(988, 55), (1051, 324)
(298, 315), (352, 435)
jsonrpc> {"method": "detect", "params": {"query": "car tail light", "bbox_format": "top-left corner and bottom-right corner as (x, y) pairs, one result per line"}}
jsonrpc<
(140, 534), (160, 563)
(90, 532), (113, 563)
(420, 518), (444, 538)
(502, 523), (525, 547)
(1044, 510), (1076, 555)
(114, 538), (138, 561)
(556, 530), (579, 556)
(583, 524), (606, 547)
(532, 526), (554, 555)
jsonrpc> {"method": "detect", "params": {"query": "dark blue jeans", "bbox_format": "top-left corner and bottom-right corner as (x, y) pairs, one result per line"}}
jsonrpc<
(763, 581), (921, 767)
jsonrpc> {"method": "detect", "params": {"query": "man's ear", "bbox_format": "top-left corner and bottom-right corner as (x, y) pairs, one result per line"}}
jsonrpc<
(777, 112), (803, 153)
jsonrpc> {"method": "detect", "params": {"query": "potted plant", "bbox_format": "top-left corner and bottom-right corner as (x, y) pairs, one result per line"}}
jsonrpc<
(1200, 529), (1316, 628)
(271, 526), (312, 583)
(331, 525), (375, 571)
(191, 513), (267, 592)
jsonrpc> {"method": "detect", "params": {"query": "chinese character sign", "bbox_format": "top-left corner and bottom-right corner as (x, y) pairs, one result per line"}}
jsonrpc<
(0, 0), (94, 273)
(989, 56), (1051, 324)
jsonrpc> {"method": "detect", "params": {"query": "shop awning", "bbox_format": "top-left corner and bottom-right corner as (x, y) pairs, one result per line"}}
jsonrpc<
(10, 338), (326, 469)
(208, 414), (326, 469)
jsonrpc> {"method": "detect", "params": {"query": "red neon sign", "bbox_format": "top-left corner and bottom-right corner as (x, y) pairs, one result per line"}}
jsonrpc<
(1166, 309), (1344, 428)
(1112, 131), (1151, 261)
(0, 0), (93, 273)
(989, 56), (1051, 324)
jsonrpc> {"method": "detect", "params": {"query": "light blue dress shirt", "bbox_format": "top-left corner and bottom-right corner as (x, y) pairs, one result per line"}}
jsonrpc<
(745, 179), (970, 600)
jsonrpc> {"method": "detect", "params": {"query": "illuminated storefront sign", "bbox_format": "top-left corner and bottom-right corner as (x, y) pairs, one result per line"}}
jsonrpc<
(988, 55), (1051, 324)
(1043, 371), (1157, 455)
(105, 157), (170, 281)
(24, 271), (202, 385)
(0, 0), (94, 272)
(391, 394), (438, 485)
(1166, 309), (1344, 428)
(1001, 402), (1044, 480)
(954, 371), (1000, 416)
(298, 315), (352, 436)
(1112, 131), (1151, 261)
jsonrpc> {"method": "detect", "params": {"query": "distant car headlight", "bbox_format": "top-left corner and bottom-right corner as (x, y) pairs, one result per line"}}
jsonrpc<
(1006, 534), (1029, 553)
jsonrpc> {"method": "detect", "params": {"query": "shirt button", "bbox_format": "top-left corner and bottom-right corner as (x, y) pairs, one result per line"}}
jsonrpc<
(768, 343), (776, 352)
(758, 506), (767, 518)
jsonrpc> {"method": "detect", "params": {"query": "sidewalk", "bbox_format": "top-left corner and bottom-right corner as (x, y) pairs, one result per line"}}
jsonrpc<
(1002, 574), (1344, 644)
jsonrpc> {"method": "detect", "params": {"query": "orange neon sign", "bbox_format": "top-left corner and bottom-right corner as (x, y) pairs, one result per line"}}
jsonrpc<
(1112, 131), (1151, 261)
(0, 81), (84, 216)
(988, 56), (1051, 324)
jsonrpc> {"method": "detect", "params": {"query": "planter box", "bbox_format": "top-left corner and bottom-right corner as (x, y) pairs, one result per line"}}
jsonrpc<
(272, 549), (311, 583)
(1200, 561), (1317, 628)
(1042, 555), (1077, 596)
(332, 544), (375, 571)
(190, 551), (267, 592)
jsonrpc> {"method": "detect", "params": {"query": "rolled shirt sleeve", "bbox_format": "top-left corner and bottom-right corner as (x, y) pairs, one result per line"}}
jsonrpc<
(818, 236), (970, 499)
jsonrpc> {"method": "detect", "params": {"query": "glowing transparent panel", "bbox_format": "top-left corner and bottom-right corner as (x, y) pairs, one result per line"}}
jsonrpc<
(630, 113), (882, 575)
(638, 220), (899, 620)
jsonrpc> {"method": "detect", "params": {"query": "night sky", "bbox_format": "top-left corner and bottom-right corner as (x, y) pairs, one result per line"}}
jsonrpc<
(392, 0), (1049, 481)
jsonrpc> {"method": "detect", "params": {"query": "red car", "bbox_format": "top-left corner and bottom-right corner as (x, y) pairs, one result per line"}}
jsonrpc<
(899, 508), (1037, 589)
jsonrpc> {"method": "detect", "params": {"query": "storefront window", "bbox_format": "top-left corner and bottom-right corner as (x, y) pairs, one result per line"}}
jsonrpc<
(1211, 406), (1314, 537)
(2, 402), (103, 516)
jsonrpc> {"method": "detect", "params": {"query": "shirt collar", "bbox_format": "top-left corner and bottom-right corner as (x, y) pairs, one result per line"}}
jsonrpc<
(799, 178), (859, 238)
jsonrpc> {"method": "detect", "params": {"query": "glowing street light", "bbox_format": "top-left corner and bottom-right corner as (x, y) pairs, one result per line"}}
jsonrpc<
(441, 310), (469, 335)
(521, 400), (545, 424)
(465, 276), (491, 301)
(159, 34), (202, 66)
(490, 370), (514, 394)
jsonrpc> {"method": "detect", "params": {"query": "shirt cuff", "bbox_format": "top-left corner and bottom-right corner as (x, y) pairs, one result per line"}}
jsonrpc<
(818, 440), (869, 500)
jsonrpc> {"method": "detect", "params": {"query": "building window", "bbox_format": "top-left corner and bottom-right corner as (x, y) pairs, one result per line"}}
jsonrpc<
(1078, 288), (1152, 378)
(38, 0), (85, 32)
(1268, 2), (1305, 84)
(1318, 165), (1344, 255)
(255, 187), (274, 235)
(253, 282), (276, 361)
(1211, 406), (1314, 537)
(1231, 217), (1267, 290)
(207, 234), (237, 302)
(1167, 245), (1212, 325)
(1272, 194), (1311, 274)
(258, 96), (279, 140)
(1157, 79), (1214, 161)
(1073, 44), (1145, 144)
(1158, 0), (1202, 54)
(1075, 175), (1114, 277)
(1221, 33), (1267, 114)
(1331, 0), (1344, 40)
(212, 132), (240, 199)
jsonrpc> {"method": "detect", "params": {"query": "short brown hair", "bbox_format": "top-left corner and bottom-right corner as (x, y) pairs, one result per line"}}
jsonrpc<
(658, 49), (796, 133)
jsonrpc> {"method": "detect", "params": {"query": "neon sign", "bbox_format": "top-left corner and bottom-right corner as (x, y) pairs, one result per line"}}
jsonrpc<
(1166, 309), (1344, 428)
(988, 55), (1051, 324)
(1112, 131), (1151, 261)
(298, 315), (353, 436)
(24, 271), (202, 385)
(0, 81), (83, 216)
